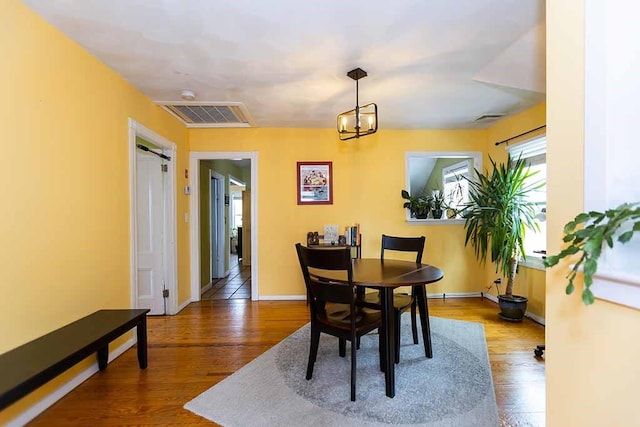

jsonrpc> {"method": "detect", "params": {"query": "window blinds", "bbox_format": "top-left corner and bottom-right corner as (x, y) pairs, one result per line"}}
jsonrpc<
(507, 136), (546, 166)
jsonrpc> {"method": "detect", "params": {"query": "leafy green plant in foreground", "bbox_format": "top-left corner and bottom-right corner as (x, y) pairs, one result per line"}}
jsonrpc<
(544, 203), (640, 305)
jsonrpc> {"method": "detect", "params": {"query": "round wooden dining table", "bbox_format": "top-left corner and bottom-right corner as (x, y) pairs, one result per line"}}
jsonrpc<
(311, 258), (444, 398)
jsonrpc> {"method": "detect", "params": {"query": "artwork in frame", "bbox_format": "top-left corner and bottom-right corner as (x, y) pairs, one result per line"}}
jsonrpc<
(297, 161), (333, 205)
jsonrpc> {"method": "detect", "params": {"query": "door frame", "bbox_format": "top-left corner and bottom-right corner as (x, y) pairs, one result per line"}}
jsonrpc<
(209, 170), (225, 279)
(128, 118), (178, 314)
(190, 152), (258, 301)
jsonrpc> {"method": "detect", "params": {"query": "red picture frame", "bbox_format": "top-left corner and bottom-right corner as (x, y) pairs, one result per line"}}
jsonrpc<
(297, 161), (333, 205)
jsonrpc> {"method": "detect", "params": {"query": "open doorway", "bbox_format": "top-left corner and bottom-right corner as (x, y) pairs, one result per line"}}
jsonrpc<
(189, 152), (258, 302)
(229, 175), (246, 265)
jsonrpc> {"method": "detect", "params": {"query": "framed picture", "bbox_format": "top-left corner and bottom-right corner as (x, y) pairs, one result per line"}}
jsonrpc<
(297, 161), (333, 205)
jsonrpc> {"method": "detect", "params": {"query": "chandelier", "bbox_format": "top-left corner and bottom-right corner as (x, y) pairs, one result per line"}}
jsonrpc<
(337, 68), (378, 141)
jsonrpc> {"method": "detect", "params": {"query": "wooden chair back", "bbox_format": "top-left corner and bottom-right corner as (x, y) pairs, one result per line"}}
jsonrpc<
(380, 234), (426, 263)
(295, 243), (355, 306)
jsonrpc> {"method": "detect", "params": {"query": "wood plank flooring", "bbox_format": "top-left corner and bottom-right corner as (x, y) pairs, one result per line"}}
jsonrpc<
(28, 298), (545, 426)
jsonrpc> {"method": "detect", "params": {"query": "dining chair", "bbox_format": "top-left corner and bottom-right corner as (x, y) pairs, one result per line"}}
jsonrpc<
(360, 234), (426, 363)
(295, 243), (383, 401)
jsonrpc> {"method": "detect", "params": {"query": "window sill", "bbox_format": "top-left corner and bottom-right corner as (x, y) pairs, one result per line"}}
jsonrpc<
(591, 269), (640, 310)
(519, 256), (546, 271)
(406, 218), (465, 225)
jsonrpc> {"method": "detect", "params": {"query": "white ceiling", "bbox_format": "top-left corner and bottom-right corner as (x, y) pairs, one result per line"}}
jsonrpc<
(22, 0), (546, 129)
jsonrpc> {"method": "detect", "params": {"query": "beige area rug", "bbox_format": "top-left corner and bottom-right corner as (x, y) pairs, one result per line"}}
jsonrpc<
(185, 315), (498, 426)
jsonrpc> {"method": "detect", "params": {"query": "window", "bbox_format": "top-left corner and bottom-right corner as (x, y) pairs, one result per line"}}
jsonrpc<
(508, 136), (547, 265)
(405, 151), (482, 222)
(232, 195), (243, 228)
(442, 160), (470, 213)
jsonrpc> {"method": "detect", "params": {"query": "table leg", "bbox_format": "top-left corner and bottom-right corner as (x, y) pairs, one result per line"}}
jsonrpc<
(97, 345), (109, 370)
(380, 287), (395, 398)
(137, 316), (148, 369)
(414, 284), (432, 358)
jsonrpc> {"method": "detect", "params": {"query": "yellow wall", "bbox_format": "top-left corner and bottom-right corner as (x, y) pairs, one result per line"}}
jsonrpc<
(0, 1), (189, 421)
(190, 128), (489, 297)
(547, 1), (640, 425)
(1, 0), (554, 421)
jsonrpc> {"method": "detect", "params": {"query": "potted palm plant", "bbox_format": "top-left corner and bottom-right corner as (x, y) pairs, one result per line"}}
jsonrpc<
(462, 156), (543, 321)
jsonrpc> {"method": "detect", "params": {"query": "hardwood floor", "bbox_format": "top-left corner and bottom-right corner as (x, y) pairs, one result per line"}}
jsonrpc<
(28, 298), (545, 426)
(201, 258), (251, 300)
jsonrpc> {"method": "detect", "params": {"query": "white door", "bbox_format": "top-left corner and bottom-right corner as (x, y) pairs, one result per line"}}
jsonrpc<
(210, 171), (225, 279)
(242, 190), (251, 266)
(210, 174), (220, 278)
(136, 151), (166, 314)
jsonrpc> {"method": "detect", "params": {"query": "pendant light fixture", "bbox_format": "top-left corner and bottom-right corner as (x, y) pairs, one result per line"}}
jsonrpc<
(337, 68), (378, 141)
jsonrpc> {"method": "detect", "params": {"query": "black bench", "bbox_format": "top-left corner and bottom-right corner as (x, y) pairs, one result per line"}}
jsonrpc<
(0, 309), (150, 410)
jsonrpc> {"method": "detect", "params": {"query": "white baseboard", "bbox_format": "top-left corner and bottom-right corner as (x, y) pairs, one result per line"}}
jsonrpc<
(480, 293), (545, 325)
(200, 283), (212, 293)
(258, 292), (484, 301)
(7, 337), (136, 427)
(176, 298), (191, 313)
(525, 311), (545, 326)
(427, 292), (483, 299)
(258, 295), (307, 301)
(482, 293), (499, 303)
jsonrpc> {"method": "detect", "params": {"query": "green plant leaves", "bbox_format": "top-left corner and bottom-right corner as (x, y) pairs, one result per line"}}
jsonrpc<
(545, 202), (640, 306)
(462, 155), (542, 297)
(582, 288), (595, 305)
(619, 230), (634, 243)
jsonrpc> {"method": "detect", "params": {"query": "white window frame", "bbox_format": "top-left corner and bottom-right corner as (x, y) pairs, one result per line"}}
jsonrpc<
(507, 136), (547, 271)
(584, 0), (640, 309)
(404, 151), (482, 224)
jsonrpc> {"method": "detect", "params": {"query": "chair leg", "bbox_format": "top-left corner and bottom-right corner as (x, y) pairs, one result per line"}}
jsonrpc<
(378, 331), (385, 372)
(379, 323), (386, 372)
(306, 325), (321, 380)
(351, 334), (357, 401)
(411, 297), (418, 344)
(395, 312), (401, 364)
(339, 338), (346, 357)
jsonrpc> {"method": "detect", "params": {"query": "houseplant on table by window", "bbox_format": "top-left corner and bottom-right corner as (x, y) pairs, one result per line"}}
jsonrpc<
(543, 202), (640, 305)
(462, 156), (544, 321)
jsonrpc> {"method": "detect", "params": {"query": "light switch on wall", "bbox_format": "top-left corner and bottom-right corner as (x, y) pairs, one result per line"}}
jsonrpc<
(184, 213), (189, 223)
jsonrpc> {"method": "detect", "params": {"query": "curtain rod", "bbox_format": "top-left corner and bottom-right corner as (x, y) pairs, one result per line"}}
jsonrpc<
(136, 144), (171, 161)
(494, 125), (546, 146)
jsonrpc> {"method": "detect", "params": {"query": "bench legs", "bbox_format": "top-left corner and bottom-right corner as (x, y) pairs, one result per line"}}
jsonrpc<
(96, 316), (148, 370)
(98, 346), (109, 370)
(137, 316), (148, 369)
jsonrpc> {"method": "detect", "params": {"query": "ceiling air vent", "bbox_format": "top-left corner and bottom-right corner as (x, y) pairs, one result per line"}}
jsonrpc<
(474, 113), (505, 122)
(156, 102), (253, 128)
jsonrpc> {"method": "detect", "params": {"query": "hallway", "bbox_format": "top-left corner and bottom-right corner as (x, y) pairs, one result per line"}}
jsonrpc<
(201, 255), (251, 300)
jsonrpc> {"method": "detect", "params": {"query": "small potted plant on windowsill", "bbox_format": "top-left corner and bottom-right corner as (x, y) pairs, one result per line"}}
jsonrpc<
(402, 190), (430, 219)
(431, 190), (445, 219)
(544, 202), (640, 305)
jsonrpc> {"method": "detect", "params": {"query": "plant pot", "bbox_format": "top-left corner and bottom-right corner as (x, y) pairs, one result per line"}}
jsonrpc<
(446, 208), (456, 219)
(432, 208), (443, 219)
(416, 212), (428, 219)
(497, 294), (528, 322)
